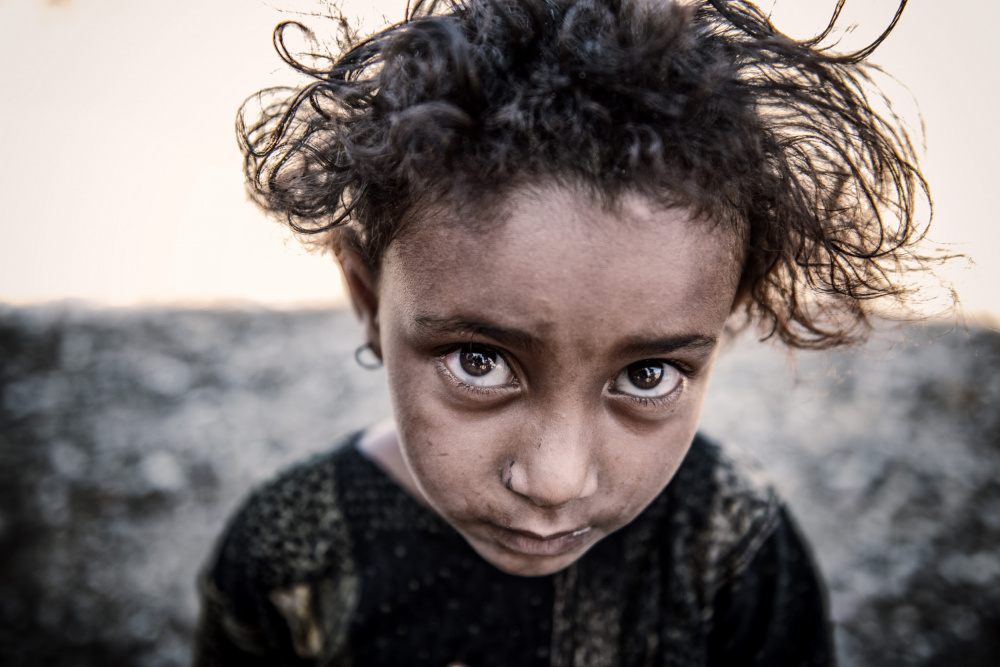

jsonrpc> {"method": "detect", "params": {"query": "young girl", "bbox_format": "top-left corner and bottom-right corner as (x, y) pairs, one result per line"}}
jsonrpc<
(195, 0), (929, 664)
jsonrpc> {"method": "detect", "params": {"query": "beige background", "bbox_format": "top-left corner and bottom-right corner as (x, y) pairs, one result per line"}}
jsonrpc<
(0, 0), (996, 319)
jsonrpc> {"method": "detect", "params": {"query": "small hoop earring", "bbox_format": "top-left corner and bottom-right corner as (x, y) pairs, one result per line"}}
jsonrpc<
(354, 342), (383, 370)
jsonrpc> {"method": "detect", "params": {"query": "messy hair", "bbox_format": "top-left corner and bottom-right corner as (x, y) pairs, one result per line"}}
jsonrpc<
(239, 0), (932, 349)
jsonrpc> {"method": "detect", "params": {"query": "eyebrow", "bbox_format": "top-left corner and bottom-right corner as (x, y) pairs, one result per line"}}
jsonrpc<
(615, 334), (719, 360)
(413, 314), (717, 359)
(413, 315), (544, 353)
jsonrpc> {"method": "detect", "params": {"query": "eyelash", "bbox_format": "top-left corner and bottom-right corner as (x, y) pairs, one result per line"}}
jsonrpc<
(436, 344), (694, 408)
(435, 344), (519, 397)
(608, 361), (693, 408)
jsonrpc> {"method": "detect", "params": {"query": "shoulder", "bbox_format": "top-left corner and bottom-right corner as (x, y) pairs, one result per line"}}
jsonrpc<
(195, 436), (365, 662)
(672, 439), (834, 664)
(215, 436), (362, 591)
(665, 433), (783, 593)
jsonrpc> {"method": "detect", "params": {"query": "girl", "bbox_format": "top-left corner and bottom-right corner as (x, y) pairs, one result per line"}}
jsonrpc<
(195, 0), (929, 664)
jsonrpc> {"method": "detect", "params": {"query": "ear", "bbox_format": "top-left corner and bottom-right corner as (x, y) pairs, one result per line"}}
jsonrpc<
(336, 246), (382, 358)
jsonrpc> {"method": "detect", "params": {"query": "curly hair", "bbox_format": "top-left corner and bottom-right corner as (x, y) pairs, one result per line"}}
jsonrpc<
(239, 0), (932, 349)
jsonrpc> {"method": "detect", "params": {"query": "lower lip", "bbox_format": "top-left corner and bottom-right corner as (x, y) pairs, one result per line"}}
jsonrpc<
(486, 524), (593, 558)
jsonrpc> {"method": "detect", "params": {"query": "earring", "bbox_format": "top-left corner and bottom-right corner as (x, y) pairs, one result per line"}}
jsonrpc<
(354, 342), (383, 370)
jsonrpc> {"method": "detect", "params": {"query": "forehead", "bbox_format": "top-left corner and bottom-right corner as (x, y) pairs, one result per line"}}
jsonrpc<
(382, 186), (742, 341)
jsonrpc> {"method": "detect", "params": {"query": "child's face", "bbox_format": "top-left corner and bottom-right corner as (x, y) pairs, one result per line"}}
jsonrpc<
(369, 185), (741, 577)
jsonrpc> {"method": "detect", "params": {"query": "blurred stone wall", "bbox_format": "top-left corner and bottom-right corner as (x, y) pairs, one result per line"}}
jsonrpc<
(1, 304), (997, 666)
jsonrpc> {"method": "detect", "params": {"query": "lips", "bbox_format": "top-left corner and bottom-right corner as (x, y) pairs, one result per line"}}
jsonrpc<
(486, 523), (593, 558)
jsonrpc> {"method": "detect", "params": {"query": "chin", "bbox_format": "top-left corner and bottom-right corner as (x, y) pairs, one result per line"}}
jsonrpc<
(488, 552), (578, 578)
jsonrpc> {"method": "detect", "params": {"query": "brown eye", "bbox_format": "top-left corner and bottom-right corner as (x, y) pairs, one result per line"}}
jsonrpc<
(443, 344), (515, 388)
(460, 346), (498, 377)
(610, 359), (683, 402)
(627, 362), (664, 389)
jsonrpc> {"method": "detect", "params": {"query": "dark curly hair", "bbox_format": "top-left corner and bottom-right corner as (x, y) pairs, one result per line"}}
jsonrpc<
(239, 0), (932, 349)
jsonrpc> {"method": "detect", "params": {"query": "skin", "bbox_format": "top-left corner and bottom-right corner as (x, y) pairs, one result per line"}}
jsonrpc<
(341, 184), (742, 578)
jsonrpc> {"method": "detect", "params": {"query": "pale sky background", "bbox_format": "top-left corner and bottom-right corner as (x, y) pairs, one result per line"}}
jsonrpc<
(0, 0), (997, 320)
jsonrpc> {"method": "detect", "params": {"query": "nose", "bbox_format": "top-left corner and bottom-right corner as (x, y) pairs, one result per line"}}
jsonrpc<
(505, 415), (599, 509)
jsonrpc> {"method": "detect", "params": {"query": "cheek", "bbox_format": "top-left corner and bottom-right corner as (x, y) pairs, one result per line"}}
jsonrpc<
(386, 359), (507, 510)
(604, 416), (700, 514)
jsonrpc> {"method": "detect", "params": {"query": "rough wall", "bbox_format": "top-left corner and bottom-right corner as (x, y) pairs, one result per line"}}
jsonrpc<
(1, 304), (997, 665)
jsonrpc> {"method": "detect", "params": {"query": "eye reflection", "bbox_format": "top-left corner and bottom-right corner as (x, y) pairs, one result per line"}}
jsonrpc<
(460, 346), (497, 376)
(628, 363), (663, 389)
(443, 344), (515, 387)
(611, 360), (682, 400)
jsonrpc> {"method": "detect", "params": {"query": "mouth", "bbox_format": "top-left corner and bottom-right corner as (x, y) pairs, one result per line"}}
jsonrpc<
(486, 523), (593, 558)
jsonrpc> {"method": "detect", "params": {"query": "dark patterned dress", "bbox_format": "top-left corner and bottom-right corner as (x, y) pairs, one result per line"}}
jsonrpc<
(193, 433), (833, 666)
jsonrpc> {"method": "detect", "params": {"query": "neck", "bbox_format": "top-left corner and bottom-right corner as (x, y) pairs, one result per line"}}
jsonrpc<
(357, 419), (432, 508)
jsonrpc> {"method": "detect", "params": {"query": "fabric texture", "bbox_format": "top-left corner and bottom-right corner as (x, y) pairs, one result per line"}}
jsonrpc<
(193, 432), (833, 666)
